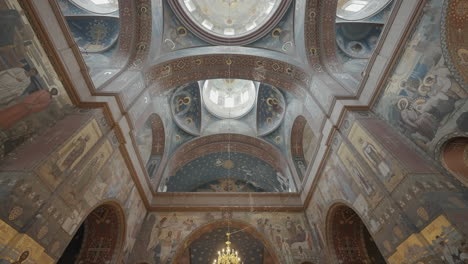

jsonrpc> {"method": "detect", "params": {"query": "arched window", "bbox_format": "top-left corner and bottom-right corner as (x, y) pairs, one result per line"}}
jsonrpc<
(291, 116), (317, 180)
(327, 204), (386, 264)
(58, 203), (125, 264)
(442, 137), (468, 186)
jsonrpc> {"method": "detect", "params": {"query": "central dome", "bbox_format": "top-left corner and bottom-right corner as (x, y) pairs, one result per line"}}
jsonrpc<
(202, 79), (256, 119)
(169, 0), (292, 45)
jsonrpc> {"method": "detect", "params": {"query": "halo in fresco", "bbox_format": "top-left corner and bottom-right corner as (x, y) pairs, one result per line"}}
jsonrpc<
(70, 0), (119, 14)
(168, 0), (292, 45)
(337, 0), (393, 21)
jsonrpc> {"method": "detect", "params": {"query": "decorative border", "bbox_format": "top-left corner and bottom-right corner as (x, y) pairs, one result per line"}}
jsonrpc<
(440, 0), (468, 92)
(145, 54), (311, 97)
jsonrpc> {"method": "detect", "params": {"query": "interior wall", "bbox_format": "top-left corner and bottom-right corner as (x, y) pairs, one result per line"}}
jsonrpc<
(128, 211), (316, 264)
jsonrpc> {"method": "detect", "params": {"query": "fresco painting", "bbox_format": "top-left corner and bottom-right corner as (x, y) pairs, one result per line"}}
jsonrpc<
(374, 0), (468, 153)
(337, 143), (383, 207)
(59, 140), (113, 206)
(193, 178), (265, 192)
(35, 119), (102, 191)
(0, 220), (54, 264)
(130, 212), (315, 264)
(388, 215), (468, 264)
(0, 0), (74, 159)
(348, 123), (405, 191)
(257, 84), (286, 136)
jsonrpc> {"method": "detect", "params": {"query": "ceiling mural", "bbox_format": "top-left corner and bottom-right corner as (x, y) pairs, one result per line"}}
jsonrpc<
(167, 0), (293, 45)
(374, 0), (468, 154)
(59, 0), (121, 87)
(165, 152), (289, 192)
(188, 227), (266, 264)
(334, 1), (393, 84)
(0, 0), (75, 159)
(257, 83), (286, 136)
(171, 82), (202, 135)
(193, 178), (266, 192)
(247, 2), (295, 55)
(66, 16), (120, 53)
(161, 0), (207, 53)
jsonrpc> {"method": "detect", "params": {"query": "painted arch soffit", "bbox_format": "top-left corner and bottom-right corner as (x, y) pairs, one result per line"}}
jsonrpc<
(164, 134), (291, 179)
(145, 54), (311, 97)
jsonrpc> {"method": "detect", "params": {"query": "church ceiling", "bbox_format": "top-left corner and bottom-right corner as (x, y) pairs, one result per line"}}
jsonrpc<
(165, 152), (288, 192)
(167, 0), (293, 46)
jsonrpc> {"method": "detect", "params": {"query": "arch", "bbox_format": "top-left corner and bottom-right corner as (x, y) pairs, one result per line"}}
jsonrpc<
(171, 220), (281, 264)
(291, 116), (317, 180)
(163, 134), (292, 182)
(57, 0), (152, 88)
(58, 202), (126, 264)
(135, 114), (165, 181)
(326, 203), (386, 264)
(442, 137), (468, 186)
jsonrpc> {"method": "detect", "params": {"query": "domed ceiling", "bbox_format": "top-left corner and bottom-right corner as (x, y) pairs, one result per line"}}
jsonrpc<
(202, 79), (257, 119)
(168, 0), (293, 45)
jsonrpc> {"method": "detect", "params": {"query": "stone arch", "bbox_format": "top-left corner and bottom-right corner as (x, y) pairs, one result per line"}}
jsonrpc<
(291, 116), (317, 180)
(171, 220), (281, 264)
(442, 137), (468, 186)
(136, 113), (165, 181)
(57, 202), (126, 264)
(326, 203), (386, 264)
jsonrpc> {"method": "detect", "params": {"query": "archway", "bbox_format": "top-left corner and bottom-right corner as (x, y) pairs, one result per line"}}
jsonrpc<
(442, 137), (468, 186)
(136, 114), (165, 181)
(291, 116), (317, 180)
(326, 204), (386, 264)
(58, 203), (125, 264)
(172, 220), (281, 264)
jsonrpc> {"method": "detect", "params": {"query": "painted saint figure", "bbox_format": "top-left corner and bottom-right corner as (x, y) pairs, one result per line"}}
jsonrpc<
(0, 68), (38, 105)
(61, 135), (91, 170)
(398, 98), (437, 141)
(357, 138), (392, 179)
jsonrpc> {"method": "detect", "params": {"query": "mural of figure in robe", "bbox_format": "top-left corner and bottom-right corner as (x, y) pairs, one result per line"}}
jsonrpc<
(0, 0), (73, 159)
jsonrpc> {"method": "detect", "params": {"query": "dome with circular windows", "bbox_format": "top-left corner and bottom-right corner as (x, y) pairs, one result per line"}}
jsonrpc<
(168, 0), (292, 45)
(202, 79), (257, 119)
(337, 0), (392, 21)
(70, 0), (119, 14)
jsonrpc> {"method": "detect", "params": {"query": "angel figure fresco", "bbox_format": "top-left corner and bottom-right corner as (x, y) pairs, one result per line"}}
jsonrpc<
(398, 98), (437, 141)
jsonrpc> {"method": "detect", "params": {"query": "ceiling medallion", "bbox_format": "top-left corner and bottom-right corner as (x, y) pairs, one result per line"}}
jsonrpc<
(168, 0), (293, 45)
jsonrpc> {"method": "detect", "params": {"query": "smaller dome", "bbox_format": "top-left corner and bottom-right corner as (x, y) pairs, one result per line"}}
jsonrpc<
(70, 0), (119, 14)
(202, 79), (256, 119)
(337, 0), (392, 21)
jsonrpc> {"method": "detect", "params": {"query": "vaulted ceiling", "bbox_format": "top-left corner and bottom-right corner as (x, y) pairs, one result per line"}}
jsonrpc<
(38, 0), (413, 209)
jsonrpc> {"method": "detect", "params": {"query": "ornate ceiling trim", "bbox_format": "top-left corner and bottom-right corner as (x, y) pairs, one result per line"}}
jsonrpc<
(163, 134), (290, 180)
(167, 0), (293, 46)
(145, 54), (311, 97)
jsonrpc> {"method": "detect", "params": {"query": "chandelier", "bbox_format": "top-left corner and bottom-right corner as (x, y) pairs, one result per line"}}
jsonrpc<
(213, 233), (242, 264)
